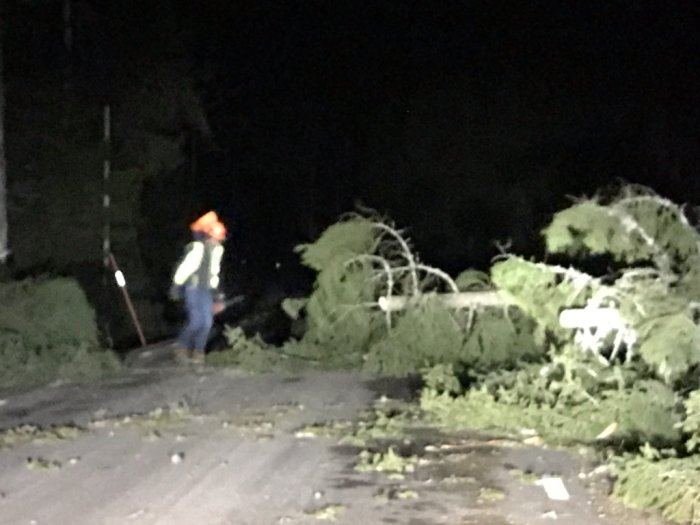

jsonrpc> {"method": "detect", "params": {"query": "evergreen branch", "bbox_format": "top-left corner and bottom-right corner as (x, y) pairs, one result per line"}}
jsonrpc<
(371, 222), (420, 296)
(345, 254), (395, 329)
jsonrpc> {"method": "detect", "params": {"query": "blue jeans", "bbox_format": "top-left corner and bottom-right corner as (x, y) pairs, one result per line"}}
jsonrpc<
(178, 287), (213, 353)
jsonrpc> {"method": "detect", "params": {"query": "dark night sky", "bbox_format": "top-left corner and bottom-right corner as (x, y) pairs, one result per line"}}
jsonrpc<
(4, 1), (700, 292)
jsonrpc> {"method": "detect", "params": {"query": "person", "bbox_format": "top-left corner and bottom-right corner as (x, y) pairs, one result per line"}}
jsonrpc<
(170, 211), (226, 364)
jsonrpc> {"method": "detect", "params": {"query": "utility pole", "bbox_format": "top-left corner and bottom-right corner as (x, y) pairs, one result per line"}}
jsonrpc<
(103, 105), (110, 268)
(0, 20), (8, 264)
(100, 104), (112, 347)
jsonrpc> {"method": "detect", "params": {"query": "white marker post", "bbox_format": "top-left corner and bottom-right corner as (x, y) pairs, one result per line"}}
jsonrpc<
(108, 253), (146, 348)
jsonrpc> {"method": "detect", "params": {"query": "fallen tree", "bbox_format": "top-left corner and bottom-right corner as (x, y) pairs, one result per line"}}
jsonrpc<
(419, 185), (700, 524)
(377, 290), (512, 312)
(215, 211), (541, 374)
(214, 186), (700, 523)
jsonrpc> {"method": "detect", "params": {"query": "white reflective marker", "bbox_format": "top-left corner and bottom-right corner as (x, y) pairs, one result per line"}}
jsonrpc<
(114, 270), (126, 288)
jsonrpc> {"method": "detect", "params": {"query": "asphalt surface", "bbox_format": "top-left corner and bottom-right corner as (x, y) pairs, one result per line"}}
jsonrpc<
(0, 343), (670, 525)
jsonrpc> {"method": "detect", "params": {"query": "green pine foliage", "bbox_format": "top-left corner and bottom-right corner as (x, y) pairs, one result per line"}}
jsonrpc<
(421, 377), (679, 446)
(295, 218), (378, 272)
(363, 299), (465, 375)
(213, 217), (387, 371)
(363, 301), (539, 376)
(681, 390), (700, 453)
(0, 278), (120, 387)
(615, 194), (700, 271)
(487, 190), (700, 386)
(212, 189), (700, 523)
(207, 327), (294, 374)
(543, 200), (632, 258)
(490, 256), (595, 342)
(542, 188), (700, 274)
(453, 269), (491, 291)
(291, 215), (543, 375)
(0, 278), (98, 347)
(612, 452), (700, 524)
(417, 187), (700, 523)
(295, 217), (384, 360)
(636, 314), (700, 384)
(303, 261), (382, 359)
(462, 309), (540, 368)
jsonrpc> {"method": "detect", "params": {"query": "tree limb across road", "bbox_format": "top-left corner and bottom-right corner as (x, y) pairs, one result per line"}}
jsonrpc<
(377, 290), (515, 312)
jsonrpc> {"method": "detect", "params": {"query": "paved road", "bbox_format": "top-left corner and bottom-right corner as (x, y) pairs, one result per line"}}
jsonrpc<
(0, 344), (669, 525)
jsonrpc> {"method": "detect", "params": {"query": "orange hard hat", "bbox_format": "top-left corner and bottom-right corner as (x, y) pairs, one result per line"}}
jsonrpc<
(208, 221), (227, 241)
(190, 211), (219, 233)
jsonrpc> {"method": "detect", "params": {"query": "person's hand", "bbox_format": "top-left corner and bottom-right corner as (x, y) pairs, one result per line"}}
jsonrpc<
(169, 284), (183, 301)
(212, 291), (225, 314)
(212, 301), (225, 315)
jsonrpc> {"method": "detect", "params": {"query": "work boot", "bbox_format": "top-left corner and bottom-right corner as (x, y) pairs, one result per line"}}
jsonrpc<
(190, 351), (205, 365)
(174, 347), (190, 364)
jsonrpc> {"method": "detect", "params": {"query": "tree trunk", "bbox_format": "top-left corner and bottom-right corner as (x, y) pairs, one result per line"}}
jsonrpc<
(0, 22), (9, 263)
(377, 291), (514, 312)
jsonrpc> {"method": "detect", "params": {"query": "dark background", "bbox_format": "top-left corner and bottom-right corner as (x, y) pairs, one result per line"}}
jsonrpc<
(2, 1), (699, 345)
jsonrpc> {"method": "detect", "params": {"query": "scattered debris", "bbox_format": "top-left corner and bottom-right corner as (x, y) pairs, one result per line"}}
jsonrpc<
(355, 447), (418, 476)
(295, 429), (320, 439)
(220, 404), (302, 438)
(439, 475), (477, 485)
(26, 456), (62, 471)
(1, 424), (83, 449)
(294, 419), (356, 441)
(442, 452), (474, 463)
(509, 468), (538, 485)
(478, 487), (506, 503)
(374, 486), (419, 502)
(144, 430), (163, 442)
(535, 477), (570, 501)
(89, 405), (193, 436)
(396, 489), (419, 500)
(305, 503), (346, 521)
(579, 464), (609, 479)
(519, 428), (538, 437)
(523, 436), (545, 446)
(596, 422), (618, 440)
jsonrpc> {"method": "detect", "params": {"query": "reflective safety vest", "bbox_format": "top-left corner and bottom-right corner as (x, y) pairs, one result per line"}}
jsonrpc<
(173, 240), (224, 290)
